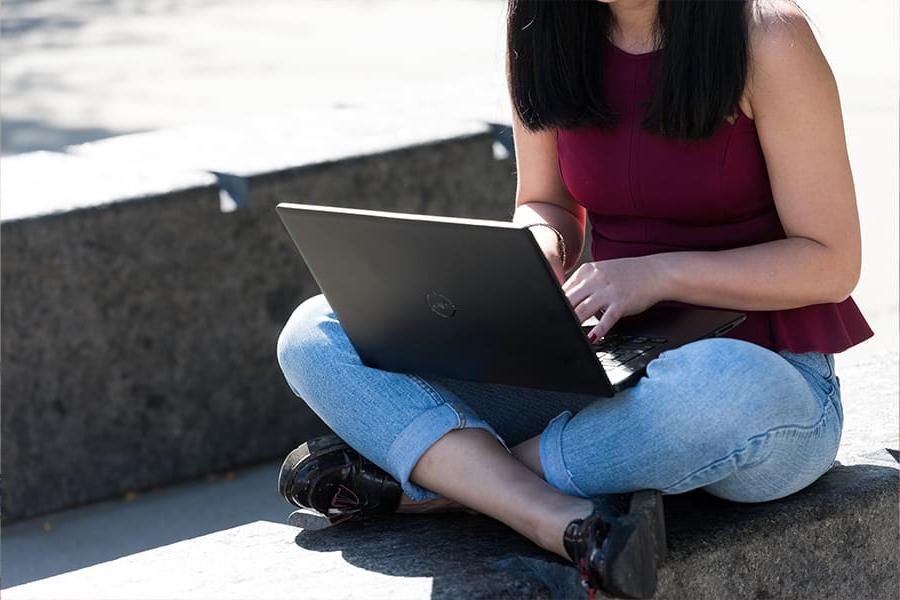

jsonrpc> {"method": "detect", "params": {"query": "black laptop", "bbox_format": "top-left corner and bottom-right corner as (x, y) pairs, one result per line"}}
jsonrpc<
(276, 203), (745, 397)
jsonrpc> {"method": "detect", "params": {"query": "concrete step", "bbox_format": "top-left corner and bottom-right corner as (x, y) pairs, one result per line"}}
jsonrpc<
(0, 105), (523, 523)
(5, 457), (897, 599)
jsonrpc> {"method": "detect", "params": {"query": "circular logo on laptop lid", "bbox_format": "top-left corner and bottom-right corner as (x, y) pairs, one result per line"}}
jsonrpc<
(426, 292), (457, 318)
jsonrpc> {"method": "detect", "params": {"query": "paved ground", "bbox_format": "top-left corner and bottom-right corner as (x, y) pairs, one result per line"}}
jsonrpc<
(2, 0), (897, 591)
(0, 0), (509, 155)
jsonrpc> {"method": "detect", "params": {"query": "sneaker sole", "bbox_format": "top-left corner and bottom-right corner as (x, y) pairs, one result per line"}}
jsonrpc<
(629, 489), (667, 563)
(278, 433), (348, 505)
(288, 508), (334, 530)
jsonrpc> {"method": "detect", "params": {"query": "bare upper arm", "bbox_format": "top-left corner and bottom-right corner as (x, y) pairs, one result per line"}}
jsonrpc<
(511, 112), (586, 226)
(747, 1), (861, 292)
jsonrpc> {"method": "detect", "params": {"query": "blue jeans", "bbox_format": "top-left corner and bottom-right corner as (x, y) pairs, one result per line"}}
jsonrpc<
(277, 293), (843, 503)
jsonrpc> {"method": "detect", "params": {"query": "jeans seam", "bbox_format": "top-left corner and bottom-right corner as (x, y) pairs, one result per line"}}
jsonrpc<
(409, 374), (477, 431)
(660, 407), (831, 493)
(540, 410), (592, 498)
(818, 354), (836, 396)
(408, 374), (453, 410)
(562, 465), (591, 498)
(821, 353), (834, 380)
(780, 352), (836, 400)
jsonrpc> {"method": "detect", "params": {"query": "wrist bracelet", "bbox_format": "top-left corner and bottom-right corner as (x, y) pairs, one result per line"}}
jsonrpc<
(525, 222), (567, 270)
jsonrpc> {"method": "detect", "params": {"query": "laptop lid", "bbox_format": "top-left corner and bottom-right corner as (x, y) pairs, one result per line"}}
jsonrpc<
(276, 202), (614, 395)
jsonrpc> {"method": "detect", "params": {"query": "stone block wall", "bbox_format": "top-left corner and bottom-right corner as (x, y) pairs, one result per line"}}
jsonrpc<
(1, 130), (521, 522)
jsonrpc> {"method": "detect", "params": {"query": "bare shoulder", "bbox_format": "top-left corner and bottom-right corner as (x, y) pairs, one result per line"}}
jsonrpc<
(747, 0), (830, 79)
(746, 0), (836, 115)
(749, 0), (810, 32)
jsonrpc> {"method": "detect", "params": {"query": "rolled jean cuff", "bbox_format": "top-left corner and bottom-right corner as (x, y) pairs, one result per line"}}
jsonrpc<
(385, 379), (508, 502)
(539, 410), (590, 498)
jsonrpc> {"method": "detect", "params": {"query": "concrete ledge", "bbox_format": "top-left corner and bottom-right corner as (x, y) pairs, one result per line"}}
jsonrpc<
(0, 107), (522, 522)
(6, 460), (897, 599)
(0, 105), (511, 223)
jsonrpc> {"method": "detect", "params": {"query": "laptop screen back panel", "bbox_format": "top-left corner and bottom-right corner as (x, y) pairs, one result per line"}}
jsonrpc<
(277, 205), (612, 395)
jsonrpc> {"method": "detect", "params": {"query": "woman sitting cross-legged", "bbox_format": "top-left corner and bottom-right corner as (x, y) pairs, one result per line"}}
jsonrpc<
(275, 1), (873, 598)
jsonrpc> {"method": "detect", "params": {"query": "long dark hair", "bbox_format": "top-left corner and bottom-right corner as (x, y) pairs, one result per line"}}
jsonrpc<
(506, 0), (751, 140)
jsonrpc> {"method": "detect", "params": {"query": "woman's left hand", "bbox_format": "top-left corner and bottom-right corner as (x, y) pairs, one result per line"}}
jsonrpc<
(562, 255), (668, 341)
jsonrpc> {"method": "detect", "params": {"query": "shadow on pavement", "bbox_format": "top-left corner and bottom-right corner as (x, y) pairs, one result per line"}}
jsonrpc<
(1, 461), (289, 588)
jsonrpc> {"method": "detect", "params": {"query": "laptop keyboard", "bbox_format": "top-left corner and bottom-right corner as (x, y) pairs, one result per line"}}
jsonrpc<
(591, 334), (668, 369)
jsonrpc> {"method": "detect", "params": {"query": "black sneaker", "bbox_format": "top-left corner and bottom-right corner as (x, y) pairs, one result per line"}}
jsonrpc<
(563, 490), (667, 599)
(278, 434), (402, 529)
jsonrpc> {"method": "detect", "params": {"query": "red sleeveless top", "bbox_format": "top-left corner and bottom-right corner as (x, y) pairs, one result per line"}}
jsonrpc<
(556, 39), (873, 353)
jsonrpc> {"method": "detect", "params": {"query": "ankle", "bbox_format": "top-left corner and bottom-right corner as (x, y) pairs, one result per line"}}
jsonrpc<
(533, 496), (594, 559)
